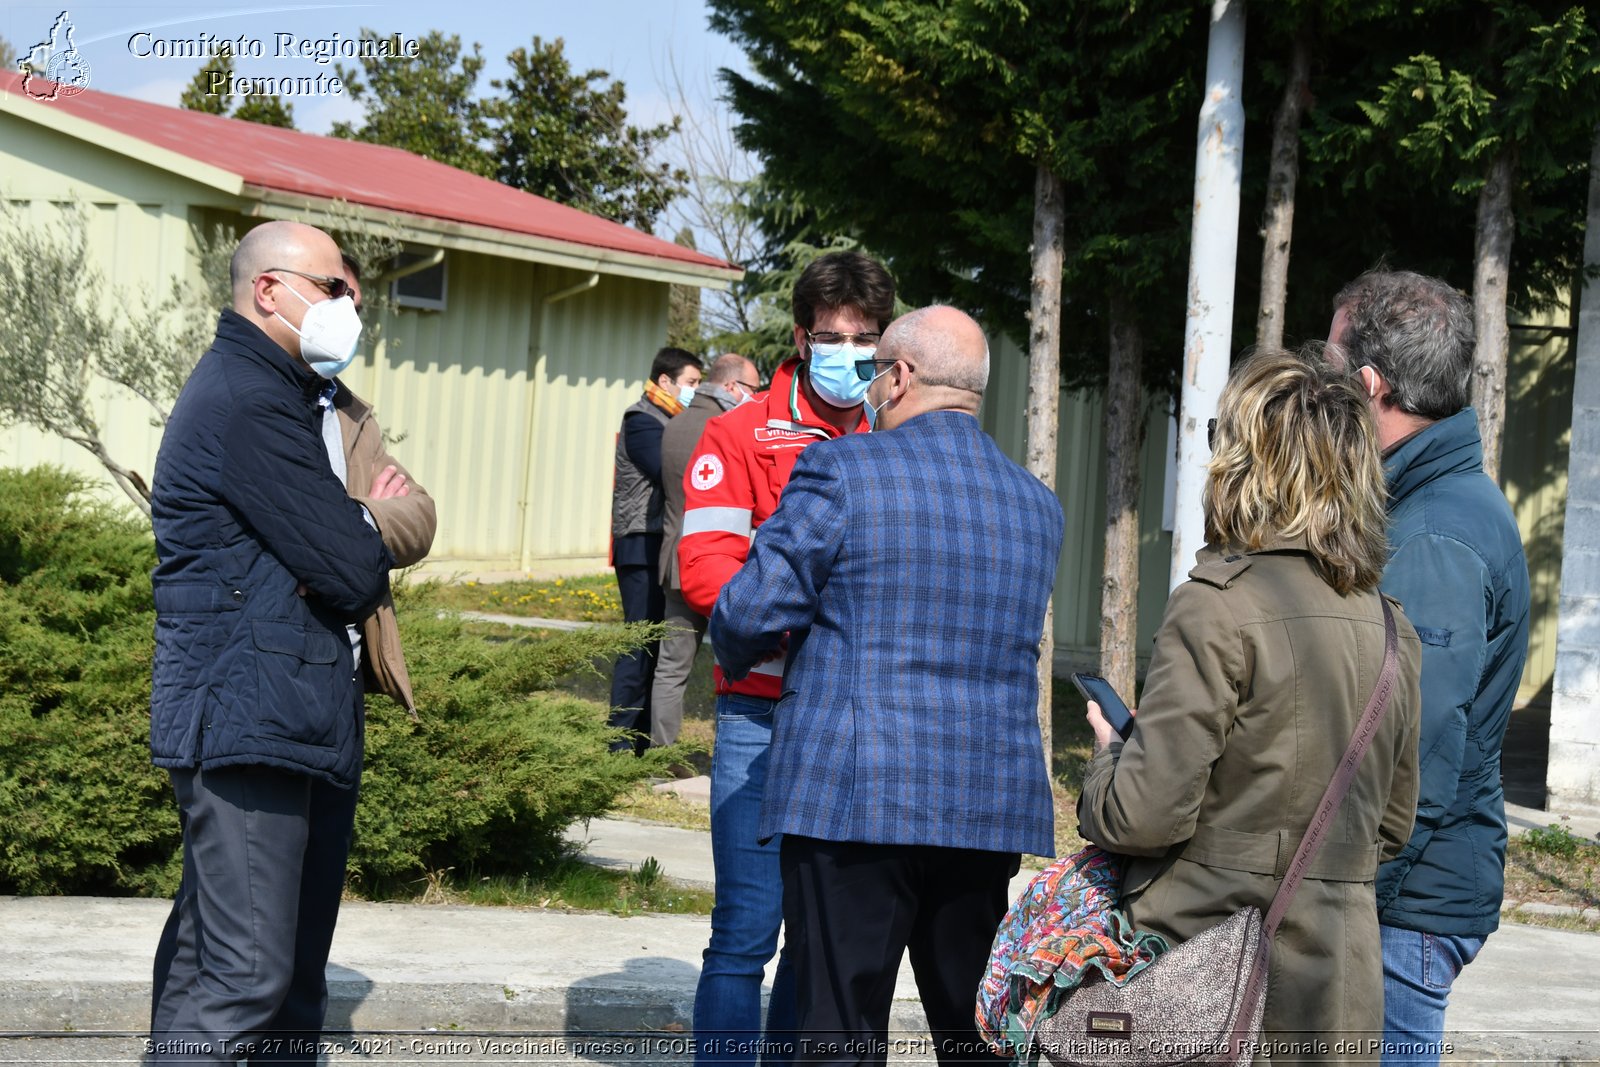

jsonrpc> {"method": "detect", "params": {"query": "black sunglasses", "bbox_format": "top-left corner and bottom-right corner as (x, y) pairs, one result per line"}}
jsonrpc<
(1207, 417), (1218, 451)
(265, 268), (351, 301)
(853, 358), (907, 382)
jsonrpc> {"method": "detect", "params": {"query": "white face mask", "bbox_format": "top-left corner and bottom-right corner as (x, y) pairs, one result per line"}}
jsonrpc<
(273, 279), (362, 379)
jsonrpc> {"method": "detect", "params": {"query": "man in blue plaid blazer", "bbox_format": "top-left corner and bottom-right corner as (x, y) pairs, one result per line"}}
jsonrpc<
(712, 305), (1063, 1067)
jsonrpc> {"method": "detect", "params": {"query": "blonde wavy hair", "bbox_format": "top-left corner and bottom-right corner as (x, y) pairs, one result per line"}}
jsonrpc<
(1204, 348), (1388, 595)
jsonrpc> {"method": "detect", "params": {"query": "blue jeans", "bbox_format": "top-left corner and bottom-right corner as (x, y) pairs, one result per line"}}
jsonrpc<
(1380, 924), (1486, 1066)
(693, 694), (797, 1067)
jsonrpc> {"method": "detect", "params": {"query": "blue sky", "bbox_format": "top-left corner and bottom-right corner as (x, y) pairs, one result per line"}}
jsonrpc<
(2, 0), (752, 135)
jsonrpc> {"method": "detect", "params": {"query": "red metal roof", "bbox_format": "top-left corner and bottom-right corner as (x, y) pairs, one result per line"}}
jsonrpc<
(0, 71), (734, 273)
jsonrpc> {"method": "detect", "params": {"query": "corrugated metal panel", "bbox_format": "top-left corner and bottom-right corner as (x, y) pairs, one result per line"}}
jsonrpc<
(347, 250), (539, 566)
(1501, 307), (1575, 707)
(522, 268), (669, 562)
(0, 196), (190, 505)
(980, 331), (1173, 662)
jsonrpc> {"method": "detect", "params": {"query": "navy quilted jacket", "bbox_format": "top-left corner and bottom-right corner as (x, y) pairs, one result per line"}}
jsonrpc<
(149, 309), (394, 788)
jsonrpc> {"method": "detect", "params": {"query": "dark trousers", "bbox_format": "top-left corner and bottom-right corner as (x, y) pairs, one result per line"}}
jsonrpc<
(609, 553), (665, 753)
(149, 761), (361, 1065)
(779, 836), (1019, 1067)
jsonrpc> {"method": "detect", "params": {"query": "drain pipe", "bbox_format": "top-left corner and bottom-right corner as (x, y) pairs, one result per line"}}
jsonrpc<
(543, 272), (600, 305)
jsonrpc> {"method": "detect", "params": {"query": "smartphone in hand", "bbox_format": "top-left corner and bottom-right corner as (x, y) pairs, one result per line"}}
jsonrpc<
(1071, 672), (1136, 740)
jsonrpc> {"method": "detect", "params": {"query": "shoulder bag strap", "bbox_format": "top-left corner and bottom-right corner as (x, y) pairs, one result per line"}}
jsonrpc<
(1264, 596), (1400, 939)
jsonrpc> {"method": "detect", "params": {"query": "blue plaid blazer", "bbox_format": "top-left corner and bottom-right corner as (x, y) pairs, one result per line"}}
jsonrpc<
(711, 410), (1063, 855)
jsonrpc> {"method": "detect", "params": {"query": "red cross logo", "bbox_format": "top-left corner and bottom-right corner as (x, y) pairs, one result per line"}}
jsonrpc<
(691, 453), (725, 491)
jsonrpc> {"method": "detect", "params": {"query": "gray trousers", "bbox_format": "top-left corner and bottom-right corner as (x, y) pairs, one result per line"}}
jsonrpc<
(149, 760), (360, 1065)
(649, 584), (708, 747)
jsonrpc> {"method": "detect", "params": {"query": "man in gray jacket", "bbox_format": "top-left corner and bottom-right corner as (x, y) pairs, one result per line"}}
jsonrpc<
(1330, 270), (1530, 1066)
(652, 353), (761, 750)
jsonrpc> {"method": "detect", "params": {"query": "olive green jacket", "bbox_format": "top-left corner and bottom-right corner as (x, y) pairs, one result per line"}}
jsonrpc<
(1078, 540), (1421, 1056)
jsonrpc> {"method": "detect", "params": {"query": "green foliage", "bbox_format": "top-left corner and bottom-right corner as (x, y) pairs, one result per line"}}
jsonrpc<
(0, 469), (667, 896)
(1523, 822), (1592, 859)
(333, 31), (496, 177)
(180, 54), (296, 129)
(354, 581), (672, 892)
(1295, 2), (1600, 325)
(334, 31), (683, 230)
(709, 0), (1202, 388)
(0, 468), (176, 896)
(436, 858), (715, 915)
(487, 37), (686, 230)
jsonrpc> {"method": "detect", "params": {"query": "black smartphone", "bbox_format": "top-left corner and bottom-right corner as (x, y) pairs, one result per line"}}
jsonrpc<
(1071, 672), (1136, 739)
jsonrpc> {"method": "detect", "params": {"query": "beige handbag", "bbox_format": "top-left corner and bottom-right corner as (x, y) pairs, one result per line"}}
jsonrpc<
(1037, 600), (1399, 1067)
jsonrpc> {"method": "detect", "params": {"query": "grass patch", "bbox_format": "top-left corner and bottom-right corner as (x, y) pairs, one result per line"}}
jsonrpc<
(431, 574), (623, 622)
(614, 780), (714, 831)
(1503, 820), (1600, 930)
(382, 856), (715, 915)
(1048, 678), (1097, 861)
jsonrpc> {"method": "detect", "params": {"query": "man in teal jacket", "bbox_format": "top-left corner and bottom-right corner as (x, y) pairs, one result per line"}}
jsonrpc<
(1331, 271), (1531, 1066)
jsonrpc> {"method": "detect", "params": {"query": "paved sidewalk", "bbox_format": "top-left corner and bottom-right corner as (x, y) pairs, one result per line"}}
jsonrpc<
(3, 817), (1596, 1064)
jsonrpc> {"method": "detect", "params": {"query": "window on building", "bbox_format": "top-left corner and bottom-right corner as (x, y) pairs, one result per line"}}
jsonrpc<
(390, 250), (447, 311)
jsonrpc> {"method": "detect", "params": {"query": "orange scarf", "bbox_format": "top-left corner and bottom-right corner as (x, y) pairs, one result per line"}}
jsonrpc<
(643, 380), (685, 417)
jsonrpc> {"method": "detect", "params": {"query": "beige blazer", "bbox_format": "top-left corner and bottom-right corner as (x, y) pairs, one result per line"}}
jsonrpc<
(335, 385), (437, 716)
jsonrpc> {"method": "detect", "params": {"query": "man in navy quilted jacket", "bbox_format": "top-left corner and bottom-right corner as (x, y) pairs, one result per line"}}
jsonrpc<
(146, 220), (394, 1064)
(712, 305), (1064, 1067)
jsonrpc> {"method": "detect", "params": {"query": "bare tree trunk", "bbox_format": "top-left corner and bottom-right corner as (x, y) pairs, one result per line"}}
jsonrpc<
(68, 432), (152, 518)
(1100, 293), (1145, 702)
(1256, 28), (1311, 351)
(1472, 147), (1517, 484)
(1028, 162), (1065, 772)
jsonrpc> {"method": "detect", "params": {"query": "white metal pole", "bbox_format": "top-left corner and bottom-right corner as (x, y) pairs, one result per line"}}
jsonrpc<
(1169, 0), (1247, 590)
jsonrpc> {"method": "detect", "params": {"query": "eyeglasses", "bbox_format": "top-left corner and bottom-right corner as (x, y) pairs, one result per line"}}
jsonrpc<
(264, 268), (351, 301)
(853, 358), (908, 382)
(807, 330), (881, 351)
(736, 379), (763, 393)
(1207, 418), (1218, 451)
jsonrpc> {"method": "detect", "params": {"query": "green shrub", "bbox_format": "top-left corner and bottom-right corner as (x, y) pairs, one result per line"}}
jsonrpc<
(0, 468), (178, 895)
(0, 466), (667, 897)
(1523, 822), (1590, 860)
(353, 580), (671, 893)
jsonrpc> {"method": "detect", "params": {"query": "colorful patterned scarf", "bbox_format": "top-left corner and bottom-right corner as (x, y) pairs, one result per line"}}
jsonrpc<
(643, 380), (685, 417)
(977, 845), (1170, 1063)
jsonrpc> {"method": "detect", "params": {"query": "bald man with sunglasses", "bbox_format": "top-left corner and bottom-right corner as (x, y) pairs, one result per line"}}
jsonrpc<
(148, 220), (395, 1064)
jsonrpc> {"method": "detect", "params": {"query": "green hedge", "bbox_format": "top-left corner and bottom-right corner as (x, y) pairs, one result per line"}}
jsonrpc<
(0, 467), (666, 897)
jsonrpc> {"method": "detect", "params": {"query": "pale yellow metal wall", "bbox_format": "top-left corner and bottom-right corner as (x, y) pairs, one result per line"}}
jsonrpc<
(522, 268), (671, 565)
(980, 331), (1173, 662)
(1, 111), (205, 504)
(1500, 309), (1577, 707)
(342, 249), (542, 570)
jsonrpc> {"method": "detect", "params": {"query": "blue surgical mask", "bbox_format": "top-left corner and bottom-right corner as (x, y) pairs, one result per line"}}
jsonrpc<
(807, 342), (872, 407)
(677, 384), (698, 408)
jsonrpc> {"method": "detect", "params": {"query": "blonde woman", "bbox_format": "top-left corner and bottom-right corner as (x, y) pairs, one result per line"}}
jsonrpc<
(1077, 349), (1423, 1057)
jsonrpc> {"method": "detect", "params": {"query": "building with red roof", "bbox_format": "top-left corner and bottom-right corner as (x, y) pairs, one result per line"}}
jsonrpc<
(0, 72), (743, 573)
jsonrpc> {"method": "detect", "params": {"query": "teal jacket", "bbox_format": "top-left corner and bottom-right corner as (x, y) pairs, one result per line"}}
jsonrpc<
(1375, 408), (1530, 936)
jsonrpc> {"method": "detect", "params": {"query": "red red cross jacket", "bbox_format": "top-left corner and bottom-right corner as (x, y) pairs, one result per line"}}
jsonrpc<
(677, 355), (867, 698)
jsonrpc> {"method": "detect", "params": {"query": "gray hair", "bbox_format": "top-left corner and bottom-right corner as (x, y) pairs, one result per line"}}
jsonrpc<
(880, 304), (989, 395)
(1333, 270), (1474, 419)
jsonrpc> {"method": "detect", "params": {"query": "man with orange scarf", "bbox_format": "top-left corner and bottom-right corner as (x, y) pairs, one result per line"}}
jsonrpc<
(608, 346), (703, 752)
